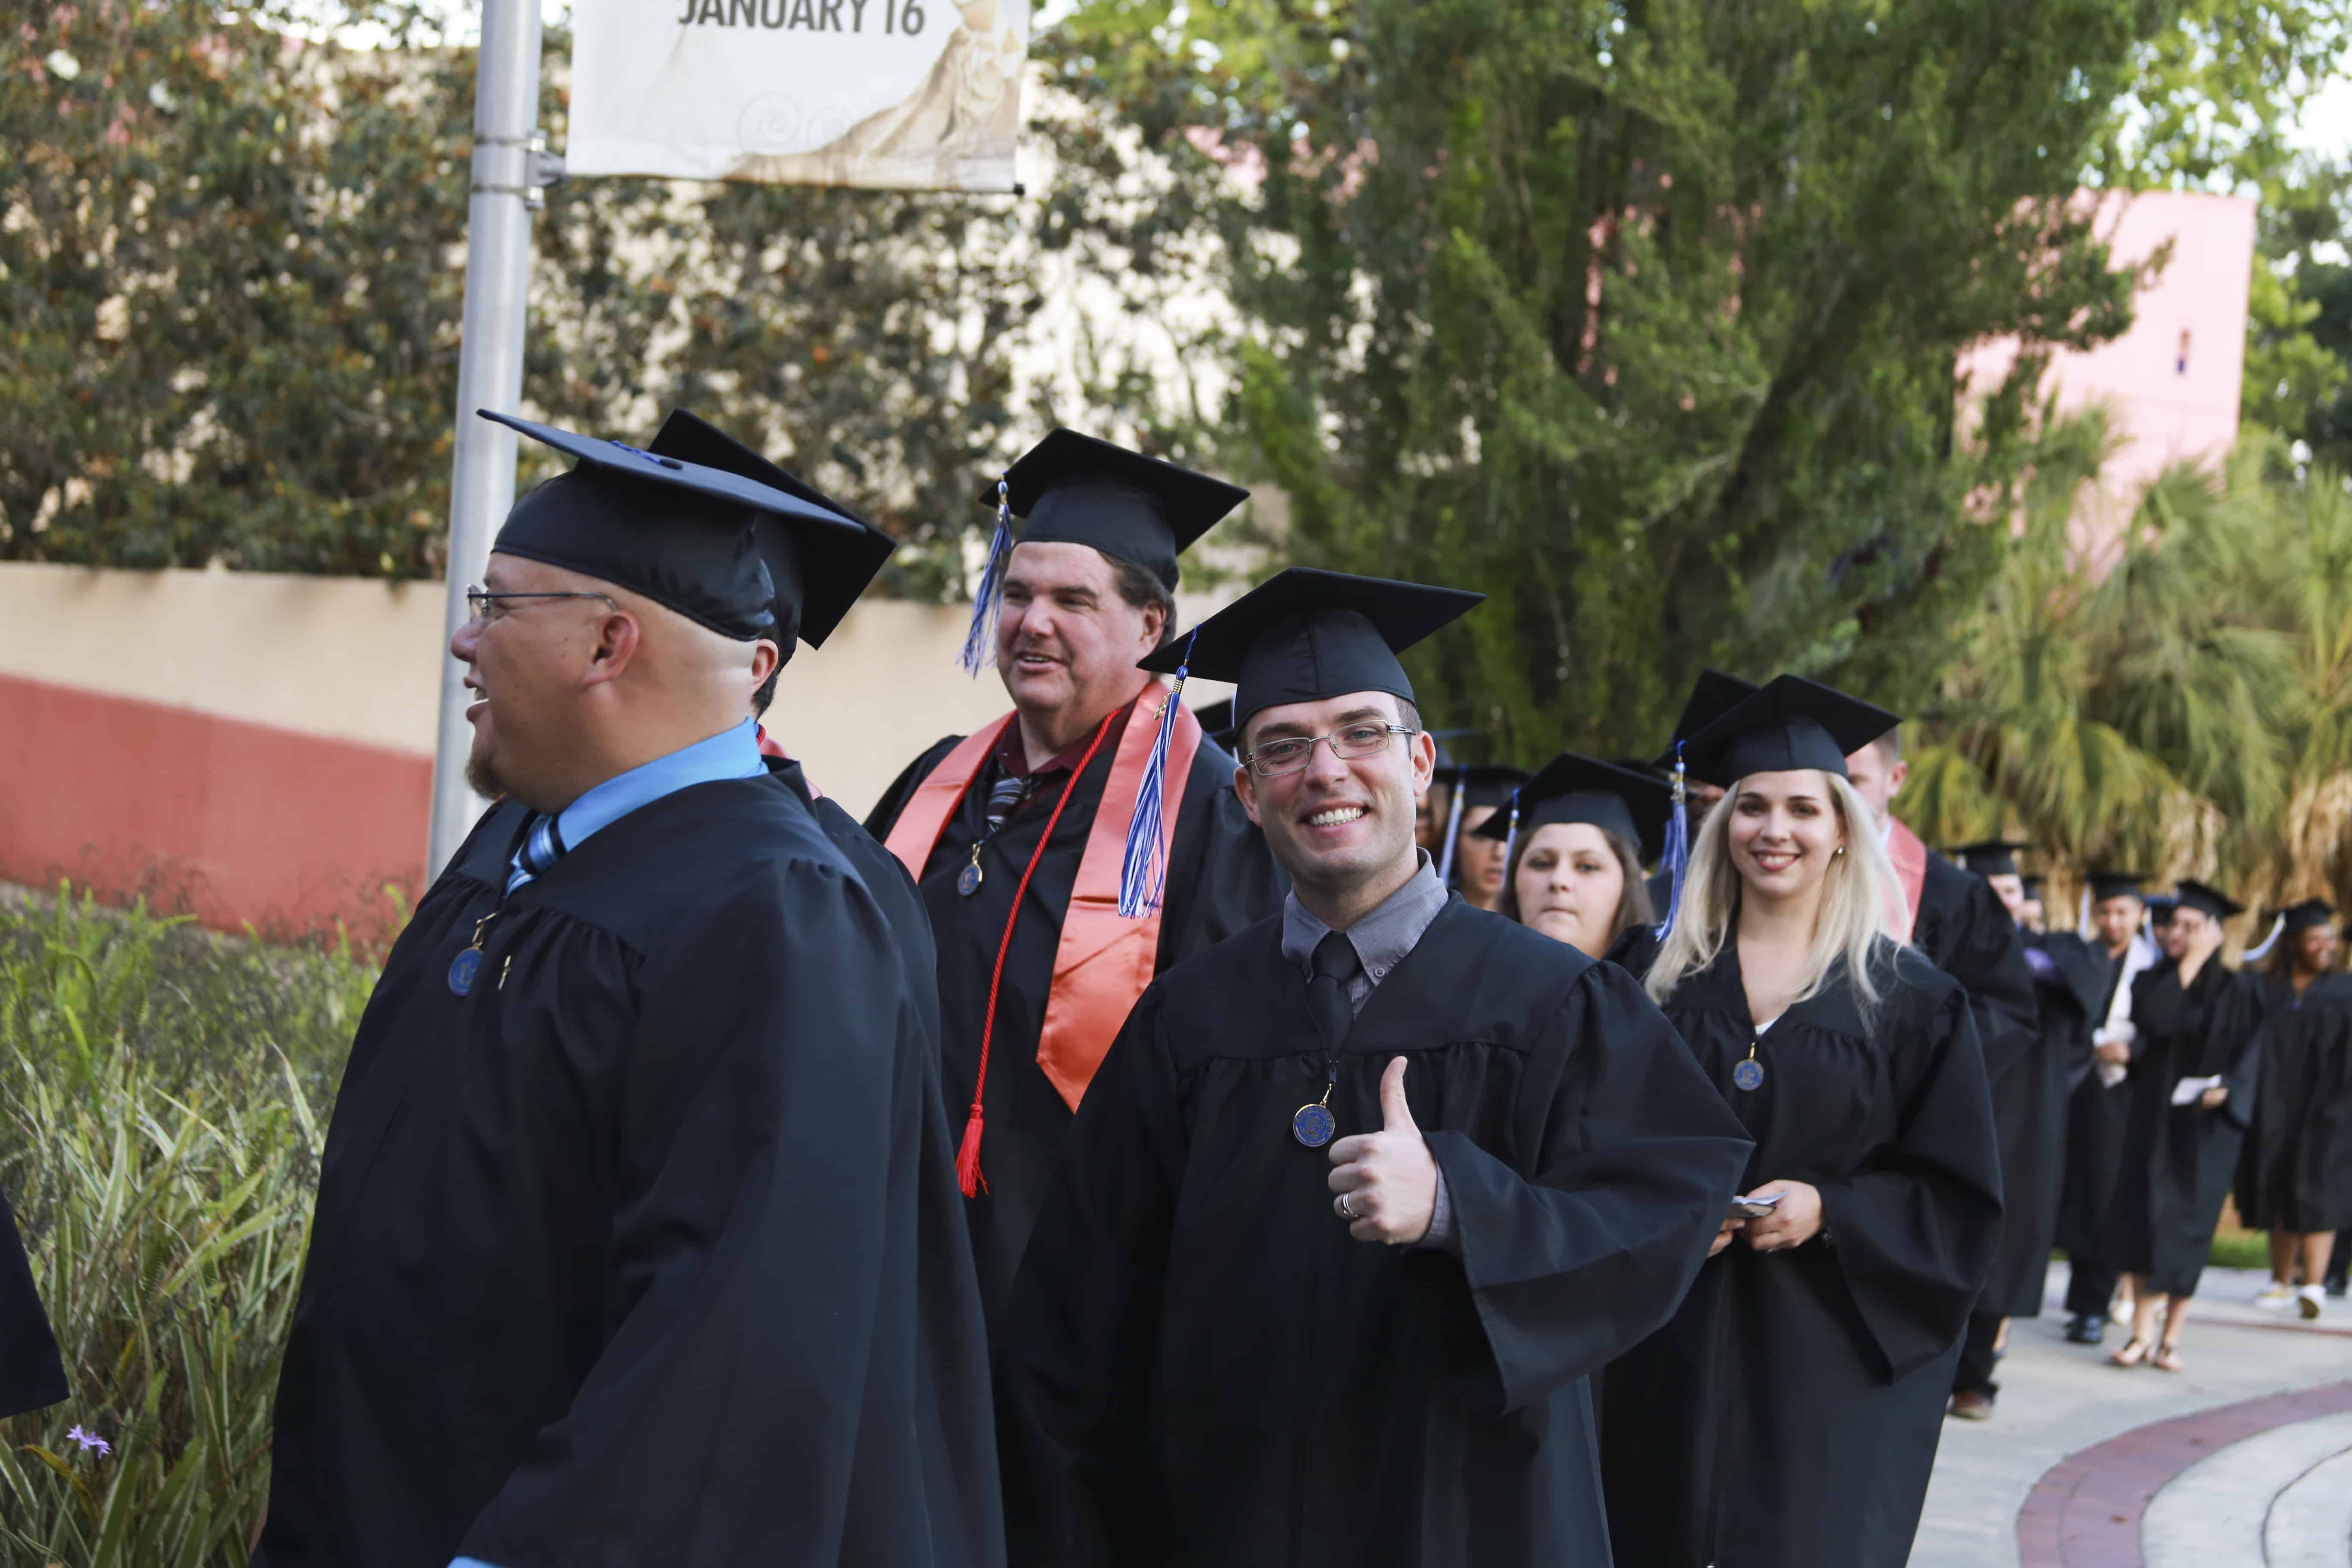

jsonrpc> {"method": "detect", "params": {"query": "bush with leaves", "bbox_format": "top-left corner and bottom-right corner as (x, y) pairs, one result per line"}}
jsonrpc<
(0, 888), (374, 1567)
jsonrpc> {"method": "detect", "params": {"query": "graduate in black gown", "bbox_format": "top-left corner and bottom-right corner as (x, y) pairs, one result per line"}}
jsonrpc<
(260, 413), (1001, 1568)
(2236, 901), (2349, 1319)
(0, 1188), (66, 1420)
(1001, 569), (1753, 1568)
(2097, 880), (2266, 1373)
(1940, 840), (2073, 1418)
(2055, 872), (2156, 1343)
(1601, 675), (2002, 1568)
(1477, 752), (1668, 960)
(865, 432), (1284, 1337)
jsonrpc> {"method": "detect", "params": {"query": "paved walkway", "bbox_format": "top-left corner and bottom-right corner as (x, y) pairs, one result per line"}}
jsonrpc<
(1912, 1263), (2352, 1566)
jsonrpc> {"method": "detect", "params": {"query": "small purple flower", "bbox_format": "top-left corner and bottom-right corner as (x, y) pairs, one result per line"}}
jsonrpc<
(64, 1425), (111, 1457)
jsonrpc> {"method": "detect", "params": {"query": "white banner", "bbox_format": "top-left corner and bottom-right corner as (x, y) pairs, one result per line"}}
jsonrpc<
(566, 0), (1029, 193)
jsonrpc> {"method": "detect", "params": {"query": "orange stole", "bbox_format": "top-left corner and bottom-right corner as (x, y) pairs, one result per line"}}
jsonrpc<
(1886, 817), (1929, 943)
(882, 687), (1203, 1110)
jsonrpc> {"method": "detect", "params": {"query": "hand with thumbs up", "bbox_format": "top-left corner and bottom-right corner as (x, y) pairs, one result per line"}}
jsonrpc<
(1326, 1056), (1437, 1245)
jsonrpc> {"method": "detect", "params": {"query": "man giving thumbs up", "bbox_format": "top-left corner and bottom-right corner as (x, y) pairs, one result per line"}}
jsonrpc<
(998, 569), (1753, 1568)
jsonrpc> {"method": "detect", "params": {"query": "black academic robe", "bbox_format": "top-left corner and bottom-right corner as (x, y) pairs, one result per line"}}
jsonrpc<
(2055, 947), (2138, 1267)
(2095, 958), (2266, 1298)
(1991, 932), (2111, 1317)
(260, 778), (1003, 1568)
(1001, 899), (1753, 1568)
(2235, 975), (2352, 1233)
(1601, 940), (2002, 1568)
(866, 701), (1286, 1330)
(0, 1185), (67, 1419)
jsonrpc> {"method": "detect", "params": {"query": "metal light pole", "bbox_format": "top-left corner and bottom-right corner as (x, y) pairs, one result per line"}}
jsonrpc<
(428, 0), (551, 877)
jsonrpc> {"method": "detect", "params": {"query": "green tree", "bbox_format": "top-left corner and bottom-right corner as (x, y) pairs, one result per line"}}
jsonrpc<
(1, 3), (1042, 589)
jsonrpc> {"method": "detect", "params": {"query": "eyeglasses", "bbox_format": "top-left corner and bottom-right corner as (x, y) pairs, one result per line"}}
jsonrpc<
(1243, 723), (1418, 778)
(464, 585), (618, 623)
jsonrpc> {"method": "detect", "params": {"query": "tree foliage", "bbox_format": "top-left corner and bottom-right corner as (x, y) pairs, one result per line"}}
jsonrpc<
(2, 2), (1041, 590)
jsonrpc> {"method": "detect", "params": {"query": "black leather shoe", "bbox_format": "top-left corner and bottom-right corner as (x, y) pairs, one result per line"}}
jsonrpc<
(2063, 1313), (2105, 1344)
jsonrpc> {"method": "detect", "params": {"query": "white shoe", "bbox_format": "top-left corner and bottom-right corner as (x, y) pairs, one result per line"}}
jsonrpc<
(2299, 1285), (2324, 1320)
(2254, 1283), (2298, 1310)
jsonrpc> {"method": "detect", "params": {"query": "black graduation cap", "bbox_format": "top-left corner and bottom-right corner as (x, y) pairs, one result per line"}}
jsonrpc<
(483, 410), (871, 640)
(1948, 839), (2033, 878)
(2086, 870), (2147, 902)
(1138, 568), (1485, 733)
(2269, 898), (2336, 932)
(2171, 879), (2245, 921)
(1193, 697), (1239, 750)
(1677, 674), (1902, 789)
(984, 429), (1248, 592)
(641, 410), (894, 654)
(1656, 669), (1760, 768)
(1473, 752), (1673, 863)
(1438, 764), (1528, 812)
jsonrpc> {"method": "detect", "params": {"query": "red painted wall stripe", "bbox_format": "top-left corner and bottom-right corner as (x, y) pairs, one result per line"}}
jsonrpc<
(0, 673), (428, 943)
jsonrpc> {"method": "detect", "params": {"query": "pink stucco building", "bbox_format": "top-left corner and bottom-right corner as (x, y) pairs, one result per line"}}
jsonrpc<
(1959, 189), (2257, 559)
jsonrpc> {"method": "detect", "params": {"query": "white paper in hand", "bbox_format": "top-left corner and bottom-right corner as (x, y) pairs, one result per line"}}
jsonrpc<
(2171, 1074), (2223, 1106)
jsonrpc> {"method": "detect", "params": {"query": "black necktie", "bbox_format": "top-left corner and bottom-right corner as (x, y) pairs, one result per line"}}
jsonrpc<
(1309, 930), (1362, 1054)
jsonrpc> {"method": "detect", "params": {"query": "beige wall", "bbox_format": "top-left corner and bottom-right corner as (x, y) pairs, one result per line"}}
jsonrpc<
(0, 559), (1237, 823)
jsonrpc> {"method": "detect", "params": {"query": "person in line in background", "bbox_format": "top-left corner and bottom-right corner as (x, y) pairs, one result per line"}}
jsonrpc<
(2240, 901), (2350, 1319)
(1602, 676), (2002, 1568)
(2019, 873), (2049, 934)
(2056, 872), (2157, 1344)
(1001, 569), (1751, 1567)
(1644, 669), (1761, 911)
(1433, 763), (1528, 912)
(259, 413), (1001, 1568)
(1484, 751), (1668, 960)
(2150, 893), (2185, 959)
(1939, 840), (2076, 1420)
(2098, 881), (2267, 1373)
(863, 432), (1285, 1364)
(1843, 741), (2037, 1424)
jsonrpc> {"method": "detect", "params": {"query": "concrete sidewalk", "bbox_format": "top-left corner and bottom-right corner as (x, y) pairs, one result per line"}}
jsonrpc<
(1910, 1263), (2352, 1566)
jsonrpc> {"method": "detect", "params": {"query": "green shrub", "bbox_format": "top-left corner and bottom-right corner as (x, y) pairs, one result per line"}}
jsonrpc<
(0, 886), (374, 1568)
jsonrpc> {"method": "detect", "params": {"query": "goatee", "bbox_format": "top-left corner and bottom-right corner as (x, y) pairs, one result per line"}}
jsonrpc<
(464, 750), (508, 800)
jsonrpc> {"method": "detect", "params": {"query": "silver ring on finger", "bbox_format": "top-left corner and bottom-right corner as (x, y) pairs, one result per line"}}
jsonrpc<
(1336, 1194), (1357, 1221)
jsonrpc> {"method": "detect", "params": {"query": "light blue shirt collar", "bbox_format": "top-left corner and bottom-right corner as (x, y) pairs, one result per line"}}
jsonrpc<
(516, 719), (768, 874)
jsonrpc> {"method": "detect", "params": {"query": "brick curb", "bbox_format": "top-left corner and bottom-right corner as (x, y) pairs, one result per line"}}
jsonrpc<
(2014, 1379), (2352, 1566)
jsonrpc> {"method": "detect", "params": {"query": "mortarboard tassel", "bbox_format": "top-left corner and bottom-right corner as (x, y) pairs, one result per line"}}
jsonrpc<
(1652, 744), (1691, 942)
(2240, 913), (2286, 963)
(1499, 787), (1522, 869)
(958, 478), (1015, 676)
(1118, 628), (1199, 918)
(1435, 771), (1467, 885)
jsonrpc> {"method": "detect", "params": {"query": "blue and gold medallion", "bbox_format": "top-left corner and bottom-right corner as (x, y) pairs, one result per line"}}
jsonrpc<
(448, 946), (482, 996)
(1731, 1055), (1765, 1091)
(1292, 1101), (1336, 1148)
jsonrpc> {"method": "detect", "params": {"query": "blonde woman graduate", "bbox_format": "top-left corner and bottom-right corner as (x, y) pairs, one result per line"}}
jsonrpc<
(1599, 675), (2003, 1568)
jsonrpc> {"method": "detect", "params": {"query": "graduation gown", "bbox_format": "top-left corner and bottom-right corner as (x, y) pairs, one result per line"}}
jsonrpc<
(1001, 900), (1753, 1568)
(2235, 975), (2352, 1233)
(867, 702), (1286, 1328)
(0, 1185), (67, 1419)
(260, 778), (1003, 1568)
(2054, 945), (2144, 1267)
(1990, 932), (2111, 1317)
(2095, 959), (2266, 1298)
(1601, 940), (2002, 1568)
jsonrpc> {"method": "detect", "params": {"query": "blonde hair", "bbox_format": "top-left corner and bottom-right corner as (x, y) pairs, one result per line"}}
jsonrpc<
(1644, 769), (1902, 1018)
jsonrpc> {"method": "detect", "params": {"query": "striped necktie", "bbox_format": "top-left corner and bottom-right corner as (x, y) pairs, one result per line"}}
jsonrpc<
(505, 813), (567, 894)
(984, 769), (1035, 832)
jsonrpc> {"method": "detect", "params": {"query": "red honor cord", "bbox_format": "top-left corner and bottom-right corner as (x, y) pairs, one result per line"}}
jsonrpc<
(959, 708), (1120, 1198)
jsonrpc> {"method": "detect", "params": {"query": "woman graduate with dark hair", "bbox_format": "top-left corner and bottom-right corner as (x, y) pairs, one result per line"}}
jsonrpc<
(2238, 900), (2347, 1320)
(2098, 881), (2266, 1372)
(1600, 675), (2002, 1568)
(1478, 752), (1666, 959)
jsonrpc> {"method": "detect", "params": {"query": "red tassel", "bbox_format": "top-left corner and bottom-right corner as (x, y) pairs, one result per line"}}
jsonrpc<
(956, 1106), (988, 1197)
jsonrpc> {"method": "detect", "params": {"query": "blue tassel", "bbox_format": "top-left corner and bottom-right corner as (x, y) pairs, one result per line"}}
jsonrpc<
(1118, 628), (1199, 918)
(1435, 772), (1467, 884)
(959, 479), (1014, 676)
(1653, 744), (1691, 941)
